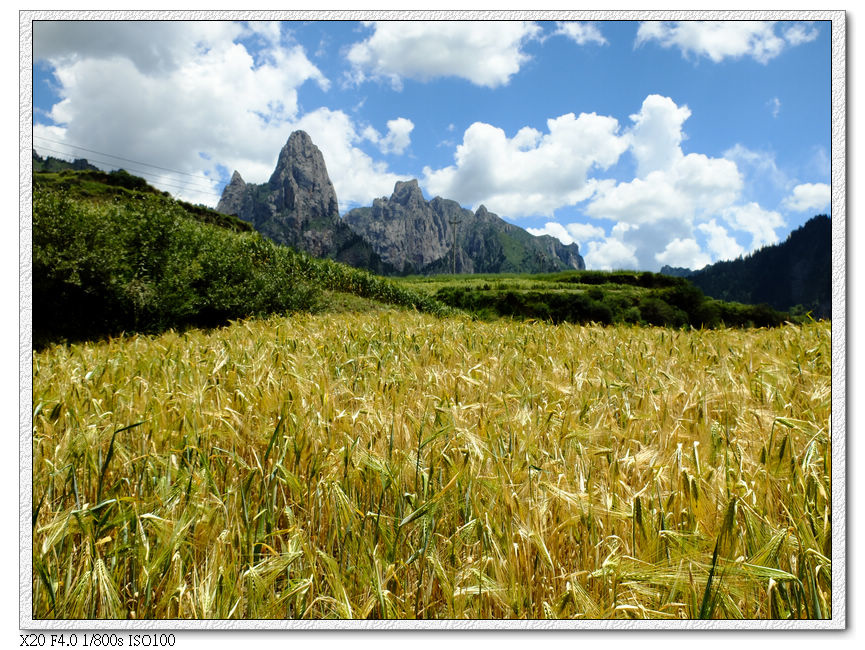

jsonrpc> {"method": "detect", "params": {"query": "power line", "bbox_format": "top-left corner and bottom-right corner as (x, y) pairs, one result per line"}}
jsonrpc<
(33, 140), (224, 195)
(34, 136), (218, 181)
(33, 144), (225, 200)
(35, 146), (224, 199)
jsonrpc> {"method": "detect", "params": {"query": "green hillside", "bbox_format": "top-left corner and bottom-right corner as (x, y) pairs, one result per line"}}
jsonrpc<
(686, 215), (831, 319)
(32, 170), (450, 348)
(34, 167), (255, 234)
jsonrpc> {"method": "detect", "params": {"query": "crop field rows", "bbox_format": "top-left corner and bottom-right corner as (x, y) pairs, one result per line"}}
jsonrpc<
(32, 312), (831, 619)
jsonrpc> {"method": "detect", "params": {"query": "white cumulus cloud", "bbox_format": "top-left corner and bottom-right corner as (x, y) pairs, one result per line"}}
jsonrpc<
(566, 222), (607, 244)
(635, 21), (815, 64)
(527, 222), (607, 248)
(629, 94), (691, 178)
(586, 153), (742, 226)
(526, 222), (575, 245)
(783, 23), (820, 46)
(783, 182), (831, 213)
(346, 21), (541, 89)
(721, 202), (785, 250)
(554, 22), (607, 46)
(698, 219), (745, 261)
(363, 117), (415, 155)
(584, 238), (639, 271)
(34, 21), (246, 74)
(655, 238), (711, 270)
(32, 21), (411, 210)
(380, 117), (415, 155)
(422, 112), (628, 216)
(33, 21), (333, 206)
(583, 95), (754, 270)
(423, 93), (790, 271)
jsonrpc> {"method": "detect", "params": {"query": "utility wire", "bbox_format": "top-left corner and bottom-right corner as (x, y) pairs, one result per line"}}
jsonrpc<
(35, 145), (224, 199)
(34, 136), (219, 181)
(34, 143), (225, 199)
(33, 140), (223, 193)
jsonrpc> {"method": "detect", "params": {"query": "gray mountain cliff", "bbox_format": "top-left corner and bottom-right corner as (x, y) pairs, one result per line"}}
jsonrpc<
(343, 181), (586, 274)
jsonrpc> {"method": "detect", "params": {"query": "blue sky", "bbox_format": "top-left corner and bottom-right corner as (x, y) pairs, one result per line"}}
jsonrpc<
(31, 18), (832, 271)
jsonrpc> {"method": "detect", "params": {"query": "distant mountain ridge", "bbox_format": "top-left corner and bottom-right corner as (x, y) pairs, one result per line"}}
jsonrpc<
(343, 179), (585, 275)
(217, 131), (584, 275)
(660, 214), (831, 318)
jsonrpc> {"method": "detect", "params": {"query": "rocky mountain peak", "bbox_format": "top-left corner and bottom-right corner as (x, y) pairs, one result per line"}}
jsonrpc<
(391, 179), (425, 207)
(289, 129), (313, 146)
(264, 130), (340, 223)
(216, 131), (586, 276)
(216, 170), (249, 216)
(270, 131), (329, 189)
(216, 130), (385, 266)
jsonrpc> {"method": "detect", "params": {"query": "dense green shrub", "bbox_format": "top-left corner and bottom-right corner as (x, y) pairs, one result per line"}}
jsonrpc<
(587, 286), (604, 301)
(657, 282), (705, 316)
(638, 297), (687, 327)
(431, 275), (794, 330)
(713, 301), (788, 328)
(33, 188), (450, 347)
(434, 287), (616, 325)
(33, 190), (319, 346)
(623, 306), (642, 324)
(542, 269), (686, 289)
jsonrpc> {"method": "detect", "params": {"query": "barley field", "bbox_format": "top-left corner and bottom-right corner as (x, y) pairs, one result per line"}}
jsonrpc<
(31, 311), (832, 620)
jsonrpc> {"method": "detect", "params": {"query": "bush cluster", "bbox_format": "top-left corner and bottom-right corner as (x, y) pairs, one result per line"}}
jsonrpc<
(540, 269), (687, 289)
(433, 279), (793, 329)
(33, 188), (449, 347)
(33, 191), (318, 346)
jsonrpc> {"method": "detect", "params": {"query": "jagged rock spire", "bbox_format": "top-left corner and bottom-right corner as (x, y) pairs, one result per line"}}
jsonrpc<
(268, 130), (340, 220)
(215, 130), (360, 262)
(216, 170), (248, 216)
